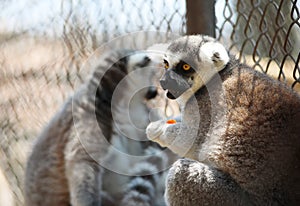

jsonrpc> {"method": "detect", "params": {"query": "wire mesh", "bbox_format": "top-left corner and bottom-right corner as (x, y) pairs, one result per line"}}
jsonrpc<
(216, 0), (300, 90)
(0, 0), (299, 205)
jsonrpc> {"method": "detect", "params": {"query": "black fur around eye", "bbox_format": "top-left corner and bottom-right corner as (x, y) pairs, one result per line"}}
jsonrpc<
(175, 61), (195, 74)
(163, 59), (169, 69)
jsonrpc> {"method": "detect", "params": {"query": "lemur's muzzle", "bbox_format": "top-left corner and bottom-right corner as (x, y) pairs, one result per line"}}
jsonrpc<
(160, 70), (190, 99)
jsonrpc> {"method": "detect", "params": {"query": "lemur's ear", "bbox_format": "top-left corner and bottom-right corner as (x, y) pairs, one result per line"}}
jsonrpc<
(200, 41), (230, 71)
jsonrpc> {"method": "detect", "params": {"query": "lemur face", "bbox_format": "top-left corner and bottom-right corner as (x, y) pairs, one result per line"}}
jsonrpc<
(159, 35), (230, 102)
(160, 57), (196, 99)
(126, 52), (158, 100)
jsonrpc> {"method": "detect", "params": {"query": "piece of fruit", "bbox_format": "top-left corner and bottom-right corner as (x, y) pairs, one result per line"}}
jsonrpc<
(166, 119), (177, 124)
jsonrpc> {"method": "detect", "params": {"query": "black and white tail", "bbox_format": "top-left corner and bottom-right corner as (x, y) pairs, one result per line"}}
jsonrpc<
(120, 146), (168, 206)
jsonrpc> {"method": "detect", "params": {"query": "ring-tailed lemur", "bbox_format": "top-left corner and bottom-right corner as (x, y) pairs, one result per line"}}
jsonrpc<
(146, 35), (300, 205)
(25, 49), (167, 206)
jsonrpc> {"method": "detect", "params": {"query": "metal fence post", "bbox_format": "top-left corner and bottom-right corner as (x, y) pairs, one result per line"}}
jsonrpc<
(186, 0), (216, 37)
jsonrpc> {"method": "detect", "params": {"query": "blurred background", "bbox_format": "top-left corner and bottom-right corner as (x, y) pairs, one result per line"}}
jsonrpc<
(0, 0), (299, 205)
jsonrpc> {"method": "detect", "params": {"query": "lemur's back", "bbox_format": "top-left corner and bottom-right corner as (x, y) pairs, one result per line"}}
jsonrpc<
(189, 65), (300, 204)
(218, 66), (300, 203)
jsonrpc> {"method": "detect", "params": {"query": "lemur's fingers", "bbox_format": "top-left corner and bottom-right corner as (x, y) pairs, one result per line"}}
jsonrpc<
(146, 120), (167, 141)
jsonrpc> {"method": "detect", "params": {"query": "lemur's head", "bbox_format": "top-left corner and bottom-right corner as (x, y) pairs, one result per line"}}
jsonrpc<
(110, 50), (161, 137)
(99, 50), (159, 109)
(127, 52), (159, 101)
(160, 35), (230, 104)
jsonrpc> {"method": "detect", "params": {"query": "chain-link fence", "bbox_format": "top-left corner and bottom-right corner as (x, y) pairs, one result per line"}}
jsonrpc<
(216, 0), (300, 90)
(0, 0), (299, 205)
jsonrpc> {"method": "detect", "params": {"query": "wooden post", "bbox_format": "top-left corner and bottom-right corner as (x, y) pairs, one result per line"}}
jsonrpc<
(186, 0), (216, 37)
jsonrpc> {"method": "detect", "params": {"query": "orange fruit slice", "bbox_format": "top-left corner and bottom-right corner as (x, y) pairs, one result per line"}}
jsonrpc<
(166, 119), (177, 124)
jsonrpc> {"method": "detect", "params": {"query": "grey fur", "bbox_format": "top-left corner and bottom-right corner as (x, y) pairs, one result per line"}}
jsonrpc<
(25, 50), (165, 206)
(120, 147), (168, 206)
(147, 35), (300, 205)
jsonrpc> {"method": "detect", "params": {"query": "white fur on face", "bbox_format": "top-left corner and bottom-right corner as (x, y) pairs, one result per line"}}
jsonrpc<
(163, 54), (180, 70)
(127, 53), (146, 68)
(126, 52), (156, 89)
(165, 39), (230, 106)
(147, 43), (170, 64)
(111, 51), (159, 141)
(177, 75), (204, 107)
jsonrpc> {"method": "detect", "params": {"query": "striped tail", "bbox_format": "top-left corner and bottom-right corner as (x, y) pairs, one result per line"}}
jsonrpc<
(120, 146), (168, 206)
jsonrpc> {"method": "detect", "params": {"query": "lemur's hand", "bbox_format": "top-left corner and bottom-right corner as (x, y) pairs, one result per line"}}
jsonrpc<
(147, 116), (198, 158)
(146, 120), (168, 143)
(146, 118), (181, 148)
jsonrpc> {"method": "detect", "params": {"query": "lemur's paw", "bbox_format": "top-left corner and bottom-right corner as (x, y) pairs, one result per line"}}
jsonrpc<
(146, 120), (167, 141)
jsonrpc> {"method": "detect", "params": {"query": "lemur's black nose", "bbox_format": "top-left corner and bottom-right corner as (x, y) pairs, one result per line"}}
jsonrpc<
(145, 86), (158, 100)
(160, 75), (178, 91)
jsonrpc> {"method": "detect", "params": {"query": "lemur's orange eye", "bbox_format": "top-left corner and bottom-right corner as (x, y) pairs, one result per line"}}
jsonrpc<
(163, 60), (169, 69)
(182, 64), (191, 71)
